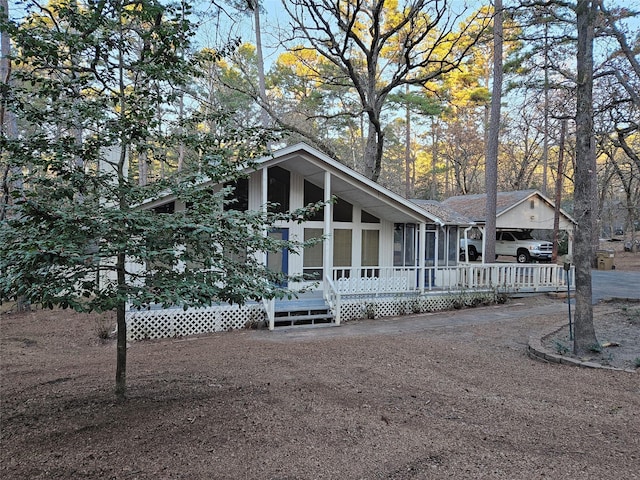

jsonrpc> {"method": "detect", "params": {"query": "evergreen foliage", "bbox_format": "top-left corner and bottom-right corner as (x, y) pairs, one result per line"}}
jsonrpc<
(0, 0), (320, 397)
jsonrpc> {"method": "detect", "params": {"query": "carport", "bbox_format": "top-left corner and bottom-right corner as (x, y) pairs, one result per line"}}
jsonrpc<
(441, 190), (576, 263)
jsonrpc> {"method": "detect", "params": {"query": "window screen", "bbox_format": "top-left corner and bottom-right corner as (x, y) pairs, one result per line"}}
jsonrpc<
(303, 228), (323, 280)
(361, 230), (379, 266)
(303, 180), (324, 221)
(333, 229), (352, 267)
(267, 166), (290, 213)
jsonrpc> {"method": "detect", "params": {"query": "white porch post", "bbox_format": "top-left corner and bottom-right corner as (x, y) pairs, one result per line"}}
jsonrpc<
(418, 222), (426, 293)
(262, 167), (275, 330)
(261, 167), (269, 265)
(478, 226), (487, 264)
(434, 227), (440, 268)
(323, 170), (332, 285)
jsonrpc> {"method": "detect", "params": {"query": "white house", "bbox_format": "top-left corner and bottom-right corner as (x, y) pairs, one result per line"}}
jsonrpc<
(126, 144), (574, 339)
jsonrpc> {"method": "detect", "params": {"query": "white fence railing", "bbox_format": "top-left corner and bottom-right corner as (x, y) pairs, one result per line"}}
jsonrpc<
(332, 263), (574, 295)
(323, 275), (342, 326)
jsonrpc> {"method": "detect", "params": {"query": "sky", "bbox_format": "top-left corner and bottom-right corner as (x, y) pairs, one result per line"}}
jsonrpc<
(192, 0), (638, 67)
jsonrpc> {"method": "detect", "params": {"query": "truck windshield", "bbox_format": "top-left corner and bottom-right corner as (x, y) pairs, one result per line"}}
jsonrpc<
(511, 231), (534, 240)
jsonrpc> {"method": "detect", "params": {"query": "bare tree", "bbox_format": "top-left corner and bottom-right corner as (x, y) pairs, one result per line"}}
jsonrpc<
(282, 0), (488, 181)
(484, 0), (503, 263)
(573, 0), (598, 355)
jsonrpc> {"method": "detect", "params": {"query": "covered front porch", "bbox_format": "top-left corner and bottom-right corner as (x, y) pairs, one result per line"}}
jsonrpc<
(125, 262), (574, 338)
(264, 262), (575, 329)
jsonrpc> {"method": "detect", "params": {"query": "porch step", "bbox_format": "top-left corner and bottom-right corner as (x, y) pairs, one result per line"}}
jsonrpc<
(272, 296), (334, 328)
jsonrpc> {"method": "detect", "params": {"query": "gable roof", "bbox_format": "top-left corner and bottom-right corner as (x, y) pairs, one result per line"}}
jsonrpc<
(255, 143), (471, 226)
(141, 143), (471, 226)
(441, 189), (576, 225)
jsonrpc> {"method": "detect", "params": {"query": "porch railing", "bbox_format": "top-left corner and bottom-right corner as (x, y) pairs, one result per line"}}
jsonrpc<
(323, 275), (341, 326)
(263, 297), (275, 330)
(331, 263), (575, 295)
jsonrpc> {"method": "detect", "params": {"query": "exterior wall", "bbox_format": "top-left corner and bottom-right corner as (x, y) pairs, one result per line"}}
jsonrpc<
(244, 166), (431, 290)
(279, 168), (389, 289)
(498, 196), (573, 231)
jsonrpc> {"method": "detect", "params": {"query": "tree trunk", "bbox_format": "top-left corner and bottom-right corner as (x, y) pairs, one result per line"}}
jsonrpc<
(431, 118), (439, 199)
(484, 0), (503, 263)
(138, 150), (148, 186)
(115, 253), (127, 400)
(252, 1), (269, 129)
(0, 0), (20, 222)
(573, 0), (598, 355)
(405, 85), (411, 198)
(552, 120), (567, 262)
(363, 121), (383, 182)
(542, 20), (550, 195)
(1, 0), (27, 314)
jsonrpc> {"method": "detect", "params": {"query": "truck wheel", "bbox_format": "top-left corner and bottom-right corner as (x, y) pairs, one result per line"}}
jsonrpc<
(468, 247), (478, 261)
(517, 250), (530, 263)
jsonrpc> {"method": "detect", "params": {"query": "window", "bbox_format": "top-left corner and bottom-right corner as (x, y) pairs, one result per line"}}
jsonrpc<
(267, 166), (290, 213)
(361, 210), (380, 223)
(333, 229), (352, 267)
(425, 231), (436, 266)
(394, 223), (416, 267)
(303, 228), (323, 280)
(437, 227), (458, 266)
(224, 178), (249, 212)
(303, 180), (324, 221)
(223, 243), (248, 267)
(333, 196), (353, 222)
(447, 227), (458, 264)
(361, 230), (379, 266)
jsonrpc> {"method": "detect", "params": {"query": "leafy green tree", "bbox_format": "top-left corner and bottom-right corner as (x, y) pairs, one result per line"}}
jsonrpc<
(0, 0), (318, 399)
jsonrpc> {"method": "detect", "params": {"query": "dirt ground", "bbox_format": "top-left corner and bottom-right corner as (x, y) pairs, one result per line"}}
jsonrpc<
(1, 242), (639, 479)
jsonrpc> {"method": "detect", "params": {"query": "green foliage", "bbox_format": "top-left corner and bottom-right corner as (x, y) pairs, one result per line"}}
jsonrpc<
(0, 0), (322, 397)
(364, 303), (377, 320)
(1, 1), (319, 315)
(557, 232), (569, 256)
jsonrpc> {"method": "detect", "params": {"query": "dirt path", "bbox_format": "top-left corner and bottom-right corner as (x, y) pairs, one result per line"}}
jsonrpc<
(2, 297), (639, 479)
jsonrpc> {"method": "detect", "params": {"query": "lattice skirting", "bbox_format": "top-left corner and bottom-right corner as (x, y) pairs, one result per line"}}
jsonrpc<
(126, 303), (263, 341)
(339, 291), (498, 322)
(126, 291), (499, 341)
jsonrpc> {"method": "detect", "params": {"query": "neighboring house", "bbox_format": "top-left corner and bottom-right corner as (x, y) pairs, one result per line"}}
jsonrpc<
(441, 190), (577, 261)
(127, 145), (574, 339)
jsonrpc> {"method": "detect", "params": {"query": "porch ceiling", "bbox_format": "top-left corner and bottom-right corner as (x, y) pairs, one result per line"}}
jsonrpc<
(276, 156), (427, 224)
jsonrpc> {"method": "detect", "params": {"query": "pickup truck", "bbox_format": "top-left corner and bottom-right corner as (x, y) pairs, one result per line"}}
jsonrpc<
(460, 230), (554, 263)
